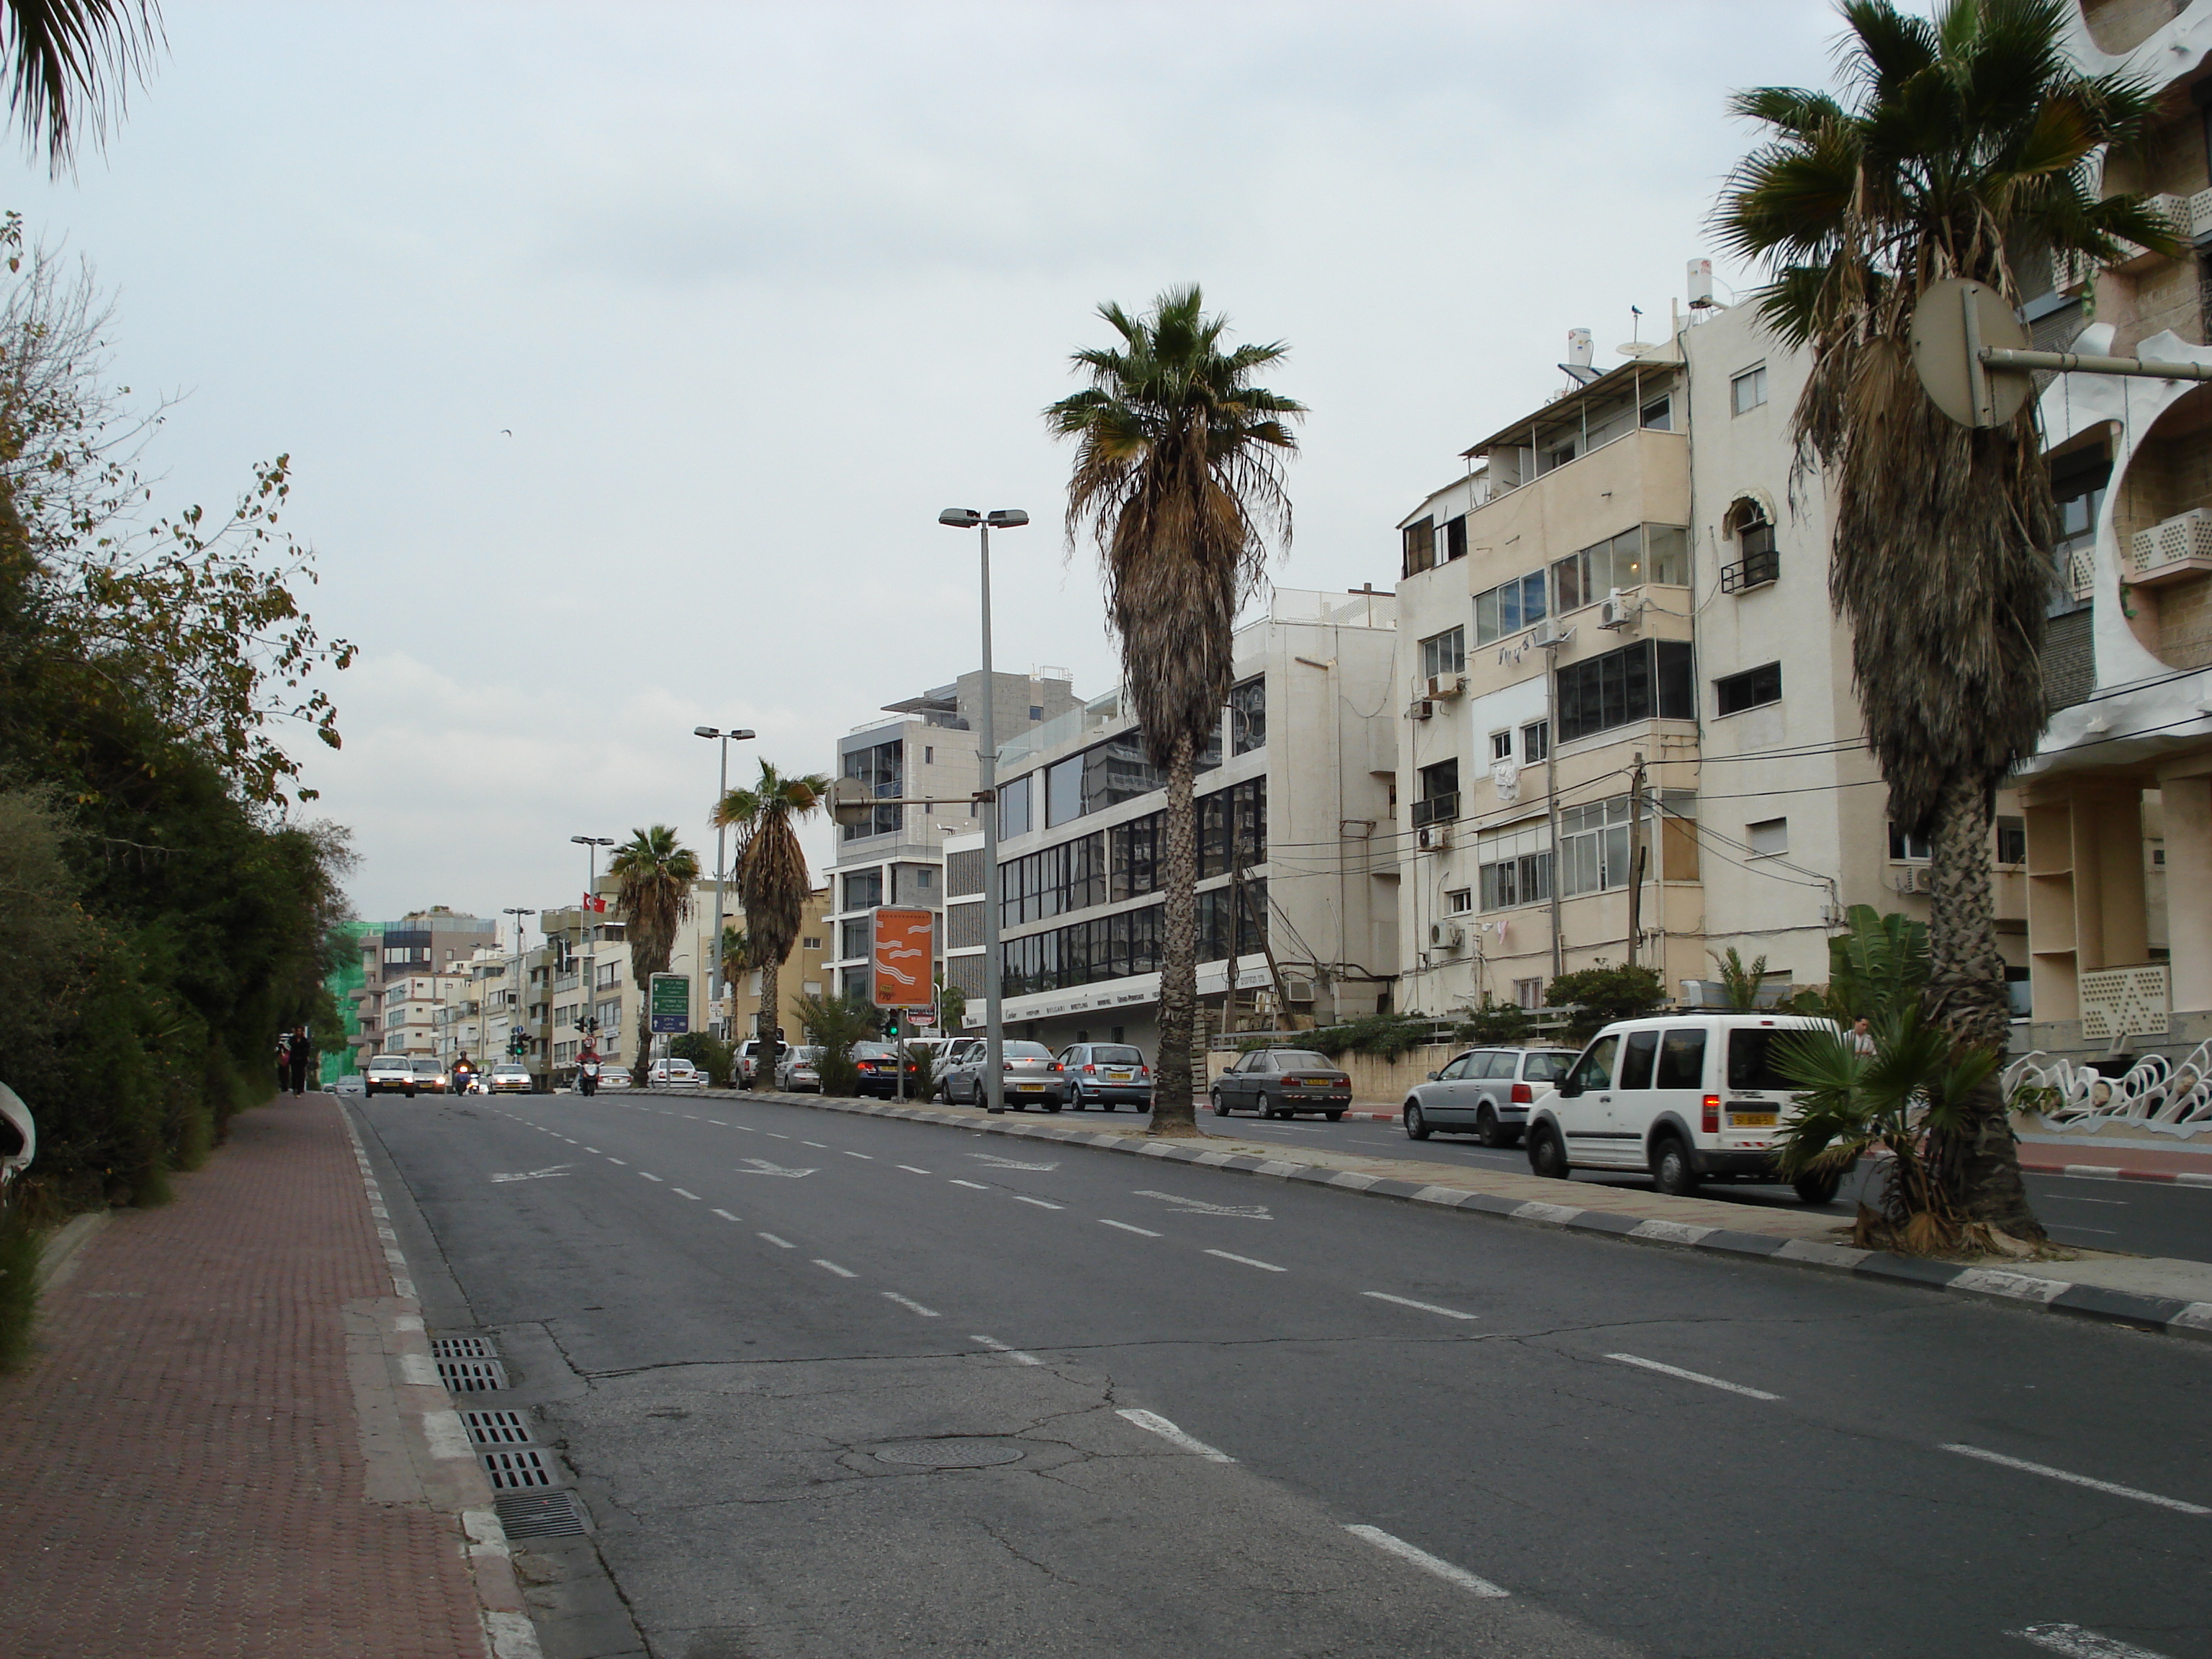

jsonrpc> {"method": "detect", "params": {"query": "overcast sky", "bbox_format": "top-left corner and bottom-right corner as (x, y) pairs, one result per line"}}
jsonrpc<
(19, 1), (1842, 945)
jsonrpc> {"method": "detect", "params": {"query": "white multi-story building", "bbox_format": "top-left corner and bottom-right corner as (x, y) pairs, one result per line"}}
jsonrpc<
(943, 589), (1399, 1054)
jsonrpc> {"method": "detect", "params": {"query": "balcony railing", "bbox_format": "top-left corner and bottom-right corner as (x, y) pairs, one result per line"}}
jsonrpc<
(1411, 792), (1460, 827)
(2127, 508), (2212, 587)
(1719, 547), (1779, 593)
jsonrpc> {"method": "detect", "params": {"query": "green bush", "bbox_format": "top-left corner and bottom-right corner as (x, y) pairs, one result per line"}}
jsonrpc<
(1455, 998), (1534, 1046)
(1301, 1013), (1445, 1061)
(792, 989), (879, 1097)
(668, 1033), (735, 1088)
(1546, 963), (1666, 1042)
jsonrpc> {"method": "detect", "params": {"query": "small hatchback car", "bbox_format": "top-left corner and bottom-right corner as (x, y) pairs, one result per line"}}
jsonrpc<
(1208, 1048), (1353, 1120)
(487, 1063), (533, 1094)
(1402, 1046), (1576, 1146)
(1055, 1043), (1153, 1111)
(364, 1054), (416, 1097)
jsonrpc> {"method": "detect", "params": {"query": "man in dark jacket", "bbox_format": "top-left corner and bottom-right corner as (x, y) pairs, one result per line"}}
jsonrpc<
(286, 1026), (313, 1096)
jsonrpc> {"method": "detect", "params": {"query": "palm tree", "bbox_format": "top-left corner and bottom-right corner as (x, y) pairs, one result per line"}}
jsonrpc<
(1716, 0), (2174, 1239)
(3, 1), (163, 171)
(714, 761), (830, 1088)
(608, 825), (699, 1081)
(1046, 284), (1304, 1136)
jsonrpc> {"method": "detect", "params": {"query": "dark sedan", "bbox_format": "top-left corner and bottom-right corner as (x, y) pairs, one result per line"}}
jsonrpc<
(1208, 1048), (1354, 1120)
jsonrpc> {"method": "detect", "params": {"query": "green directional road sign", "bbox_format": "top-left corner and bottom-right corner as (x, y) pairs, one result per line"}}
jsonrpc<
(649, 973), (691, 1035)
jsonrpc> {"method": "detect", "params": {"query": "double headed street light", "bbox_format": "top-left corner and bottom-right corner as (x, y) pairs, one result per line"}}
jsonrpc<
(571, 835), (615, 1076)
(693, 726), (757, 1038)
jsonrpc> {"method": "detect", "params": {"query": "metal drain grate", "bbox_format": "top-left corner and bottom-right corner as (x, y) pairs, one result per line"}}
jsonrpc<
(461, 1408), (533, 1446)
(431, 1336), (498, 1359)
(495, 1488), (588, 1539)
(478, 1447), (560, 1490)
(436, 1357), (508, 1392)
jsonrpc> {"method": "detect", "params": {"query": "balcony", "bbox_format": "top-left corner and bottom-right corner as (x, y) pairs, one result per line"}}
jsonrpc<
(1719, 547), (1779, 593)
(1411, 792), (1460, 828)
(2127, 508), (2212, 588)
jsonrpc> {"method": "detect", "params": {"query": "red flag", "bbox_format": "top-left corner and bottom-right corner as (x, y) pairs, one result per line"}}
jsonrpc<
(583, 893), (607, 913)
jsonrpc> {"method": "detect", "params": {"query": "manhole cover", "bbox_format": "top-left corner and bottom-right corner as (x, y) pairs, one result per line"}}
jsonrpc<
(462, 1408), (533, 1446)
(480, 1447), (560, 1490)
(874, 1438), (1026, 1469)
(495, 1489), (588, 1539)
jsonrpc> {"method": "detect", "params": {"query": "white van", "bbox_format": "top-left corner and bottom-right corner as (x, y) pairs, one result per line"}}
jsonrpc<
(1524, 1014), (1841, 1203)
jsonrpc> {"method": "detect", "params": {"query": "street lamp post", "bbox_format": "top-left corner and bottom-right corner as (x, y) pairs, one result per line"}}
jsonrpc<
(938, 508), (1028, 1115)
(693, 726), (757, 1040)
(571, 835), (614, 1082)
(502, 907), (535, 1067)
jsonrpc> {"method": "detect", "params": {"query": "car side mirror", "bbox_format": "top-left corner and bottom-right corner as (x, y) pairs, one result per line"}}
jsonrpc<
(1558, 1080), (1583, 1099)
(1426, 1071), (1441, 1082)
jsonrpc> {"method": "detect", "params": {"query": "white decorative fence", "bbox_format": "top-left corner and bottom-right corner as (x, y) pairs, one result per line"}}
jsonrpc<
(2004, 1041), (2212, 1138)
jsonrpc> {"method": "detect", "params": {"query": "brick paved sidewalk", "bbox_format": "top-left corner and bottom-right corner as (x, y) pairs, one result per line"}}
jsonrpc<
(0, 1094), (493, 1659)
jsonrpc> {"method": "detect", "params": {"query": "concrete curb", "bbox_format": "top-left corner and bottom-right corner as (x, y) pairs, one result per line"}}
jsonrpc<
(33, 1209), (109, 1291)
(2019, 1160), (2212, 1187)
(662, 1087), (2212, 1346)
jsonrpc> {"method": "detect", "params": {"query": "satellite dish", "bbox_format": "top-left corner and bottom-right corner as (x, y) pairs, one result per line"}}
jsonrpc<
(1910, 276), (2033, 428)
(1617, 341), (1659, 357)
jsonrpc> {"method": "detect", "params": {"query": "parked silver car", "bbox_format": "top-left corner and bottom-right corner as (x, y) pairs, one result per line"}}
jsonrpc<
(775, 1046), (822, 1092)
(939, 1040), (1066, 1110)
(1403, 1046), (1575, 1146)
(1055, 1043), (1153, 1110)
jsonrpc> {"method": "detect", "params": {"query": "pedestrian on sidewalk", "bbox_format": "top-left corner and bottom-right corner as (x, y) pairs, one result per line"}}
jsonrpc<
(285, 1025), (313, 1096)
(1848, 1016), (1876, 1058)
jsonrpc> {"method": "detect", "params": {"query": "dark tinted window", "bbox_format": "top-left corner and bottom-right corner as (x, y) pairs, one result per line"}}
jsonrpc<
(1619, 1030), (1660, 1089)
(1726, 1030), (1797, 1091)
(1655, 1029), (1707, 1089)
(1521, 1052), (1571, 1083)
(1715, 662), (1782, 716)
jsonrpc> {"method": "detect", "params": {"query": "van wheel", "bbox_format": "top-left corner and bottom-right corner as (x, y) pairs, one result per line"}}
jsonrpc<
(1404, 1102), (1432, 1141)
(1651, 1136), (1700, 1197)
(1527, 1123), (1569, 1180)
(1794, 1169), (1843, 1205)
(1475, 1105), (1503, 1147)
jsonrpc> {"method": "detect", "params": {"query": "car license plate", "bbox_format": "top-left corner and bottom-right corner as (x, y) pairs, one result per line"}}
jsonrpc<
(1018, 1082), (1044, 1092)
(1107, 1070), (1132, 1081)
(1732, 1111), (1776, 1128)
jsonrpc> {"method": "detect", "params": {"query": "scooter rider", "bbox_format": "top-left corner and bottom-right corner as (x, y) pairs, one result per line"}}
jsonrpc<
(577, 1043), (601, 1097)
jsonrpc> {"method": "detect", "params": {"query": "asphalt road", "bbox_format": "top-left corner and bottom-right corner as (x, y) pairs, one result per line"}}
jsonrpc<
(1205, 1107), (2212, 1263)
(360, 1089), (2210, 1659)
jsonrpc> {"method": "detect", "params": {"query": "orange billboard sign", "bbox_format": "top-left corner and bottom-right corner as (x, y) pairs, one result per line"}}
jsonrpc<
(871, 907), (935, 1009)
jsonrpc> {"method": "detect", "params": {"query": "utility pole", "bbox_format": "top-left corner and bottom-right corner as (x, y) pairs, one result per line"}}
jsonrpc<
(1626, 751), (1647, 970)
(1544, 632), (1566, 982)
(1231, 827), (1291, 1033)
(571, 835), (613, 1084)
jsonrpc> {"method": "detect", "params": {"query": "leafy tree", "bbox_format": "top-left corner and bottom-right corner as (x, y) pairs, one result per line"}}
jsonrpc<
(1716, 0), (2172, 1239)
(1545, 963), (1665, 1042)
(1046, 284), (1304, 1136)
(1457, 997), (1534, 1046)
(668, 1032), (734, 1089)
(792, 987), (878, 1098)
(715, 763), (830, 1088)
(1822, 903), (1930, 1021)
(608, 826), (699, 1076)
(934, 970), (966, 1038)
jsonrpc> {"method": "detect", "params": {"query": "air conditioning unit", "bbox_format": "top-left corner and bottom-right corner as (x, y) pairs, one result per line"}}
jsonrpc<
(1426, 673), (1468, 699)
(1529, 617), (1568, 649)
(1283, 979), (1317, 1006)
(1416, 824), (1452, 851)
(1409, 698), (1435, 721)
(1895, 866), (1933, 896)
(1598, 589), (1637, 630)
(1429, 923), (1465, 950)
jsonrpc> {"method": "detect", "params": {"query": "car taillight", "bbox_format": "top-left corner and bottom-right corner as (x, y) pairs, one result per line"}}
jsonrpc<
(1511, 1082), (1532, 1105)
(1703, 1094), (1720, 1133)
(1049, 1063), (1062, 1071)
(1140, 1067), (1149, 1079)
(1083, 1064), (1096, 1074)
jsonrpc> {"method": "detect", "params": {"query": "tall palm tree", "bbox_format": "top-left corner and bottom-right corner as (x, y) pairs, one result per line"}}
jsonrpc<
(3, 1), (163, 171)
(1046, 284), (1304, 1135)
(1717, 0), (2172, 1238)
(608, 825), (699, 1079)
(714, 761), (830, 1088)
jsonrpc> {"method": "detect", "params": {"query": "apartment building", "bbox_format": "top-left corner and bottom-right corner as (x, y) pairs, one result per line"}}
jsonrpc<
(345, 909), (499, 1067)
(941, 589), (1399, 1054)
(825, 670), (1080, 1004)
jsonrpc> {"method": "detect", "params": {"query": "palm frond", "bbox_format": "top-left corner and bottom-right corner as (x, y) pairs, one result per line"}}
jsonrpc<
(2, 0), (163, 172)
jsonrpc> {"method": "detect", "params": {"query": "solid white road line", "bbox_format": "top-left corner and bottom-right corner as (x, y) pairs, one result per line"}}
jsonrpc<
(712, 1209), (739, 1221)
(1605, 1353), (1780, 1401)
(2040, 1194), (2129, 1205)
(949, 1179), (989, 1189)
(759, 1233), (795, 1249)
(1099, 1219), (1163, 1237)
(1364, 1291), (1479, 1321)
(1344, 1526), (1510, 1599)
(1205, 1249), (1286, 1272)
(707, 1120), (726, 1125)
(2011, 1625), (2174, 1658)
(767, 1133), (788, 1140)
(1013, 1196), (1065, 1210)
(842, 1151), (873, 1159)
(672, 1189), (700, 1200)
(1118, 1408), (1235, 1462)
(881, 1291), (941, 1317)
(640, 1172), (664, 1182)
(1941, 1444), (2210, 1516)
(971, 1334), (1043, 1366)
(813, 1259), (858, 1278)
(899, 1166), (934, 1175)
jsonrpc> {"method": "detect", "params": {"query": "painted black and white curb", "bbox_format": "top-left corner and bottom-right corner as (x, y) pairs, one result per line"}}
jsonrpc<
(665, 1087), (2212, 1346)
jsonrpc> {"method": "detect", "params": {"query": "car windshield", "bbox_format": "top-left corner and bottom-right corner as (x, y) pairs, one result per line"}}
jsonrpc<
(1727, 1029), (1803, 1092)
(853, 1043), (893, 1058)
(1521, 1052), (1572, 1083)
(1272, 1051), (1336, 1070)
(372, 1056), (407, 1069)
(665, 1061), (695, 1071)
(1090, 1046), (1144, 1064)
(1004, 1043), (1053, 1059)
(493, 1066), (525, 1076)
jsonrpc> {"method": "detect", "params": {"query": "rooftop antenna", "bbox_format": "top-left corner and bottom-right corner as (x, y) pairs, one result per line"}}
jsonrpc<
(1617, 304), (1656, 358)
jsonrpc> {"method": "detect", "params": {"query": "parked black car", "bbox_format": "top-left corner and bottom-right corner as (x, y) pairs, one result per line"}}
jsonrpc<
(1208, 1048), (1353, 1120)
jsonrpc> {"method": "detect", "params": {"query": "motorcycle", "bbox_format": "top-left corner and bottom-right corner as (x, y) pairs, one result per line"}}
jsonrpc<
(578, 1061), (599, 1098)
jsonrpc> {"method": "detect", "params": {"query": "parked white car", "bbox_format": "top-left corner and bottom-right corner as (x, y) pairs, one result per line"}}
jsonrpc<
(647, 1058), (703, 1090)
(1524, 1014), (1841, 1202)
(930, 1038), (984, 1088)
(1403, 1046), (1575, 1146)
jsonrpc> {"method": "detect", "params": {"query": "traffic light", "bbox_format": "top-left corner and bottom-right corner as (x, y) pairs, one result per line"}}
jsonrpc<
(885, 1011), (901, 1039)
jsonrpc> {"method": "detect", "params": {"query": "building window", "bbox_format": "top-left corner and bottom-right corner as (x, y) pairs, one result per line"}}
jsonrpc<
(1490, 730), (1512, 762)
(840, 918), (870, 961)
(842, 739), (902, 840)
(1889, 822), (1932, 860)
(1413, 759), (1460, 827)
(1521, 720), (1550, 763)
(1514, 977), (1545, 1010)
(1446, 888), (1473, 914)
(1046, 752), (1083, 828)
(1997, 817), (2027, 865)
(1443, 515), (1468, 561)
(999, 771), (1035, 838)
(842, 870), (882, 911)
(802, 936), (822, 950)
(1731, 364), (1768, 415)
(924, 745), (934, 764)
(1555, 639), (1696, 743)
(1557, 796), (1643, 896)
(1714, 662), (1783, 717)
(1721, 499), (1780, 593)
(1748, 817), (1789, 856)
(1640, 395), (1673, 431)
(1478, 820), (1551, 911)
(1420, 627), (1466, 680)
(1552, 525), (1686, 611)
(913, 867), (933, 889)
(1029, 705), (1044, 721)
(1402, 516), (1436, 577)
(1474, 570), (1548, 644)
(1229, 677), (1266, 754)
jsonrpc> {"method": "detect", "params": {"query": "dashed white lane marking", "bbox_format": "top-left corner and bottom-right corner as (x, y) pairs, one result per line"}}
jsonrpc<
(707, 1120), (727, 1125)
(2011, 1624), (2175, 1658)
(842, 1151), (874, 1159)
(1118, 1408), (1235, 1462)
(2040, 1194), (2130, 1205)
(881, 1291), (940, 1317)
(1204, 1249), (1286, 1272)
(949, 1179), (989, 1189)
(733, 1125), (755, 1132)
(1364, 1291), (1478, 1321)
(1013, 1196), (1065, 1210)
(759, 1233), (795, 1249)
(1941, 1444), (2210, 1516)
(672, 1188), (701, 1200)
(767, 1133), (789, 1140)
(972, 1334), (1043, 1366)
(584, 1147), (601, 1154)
(606, 1158), (628, 1166)
(899, 1165), (933, 1175)
(1099, 1219), (1162, 1237)
(639, 1172), (664, 1182)
(813, 1259), (858, 1278)
(803, 1141), (827, 1148)
(712, 1209), (739, 1221)
(1606, 1353), (1779, 1401)
(1344, 1526), (1510, 1599)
